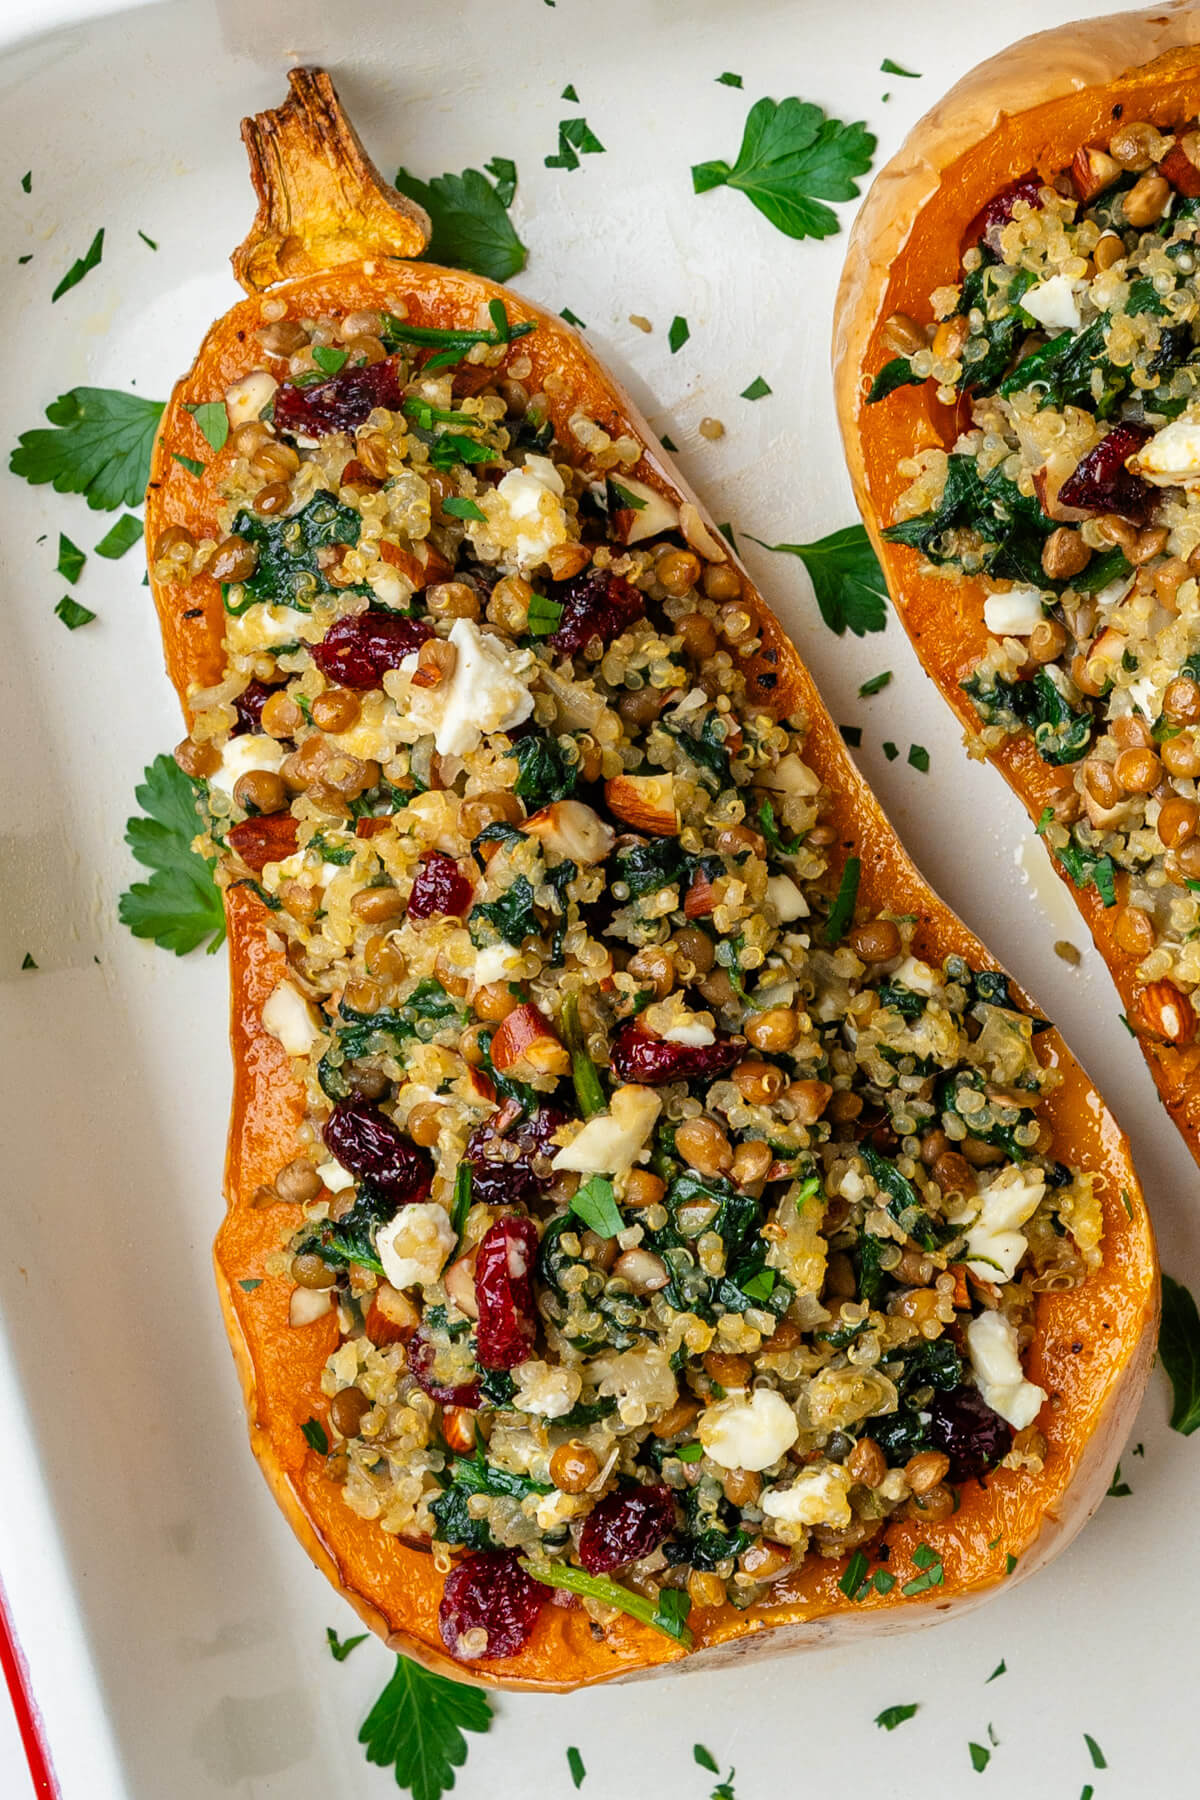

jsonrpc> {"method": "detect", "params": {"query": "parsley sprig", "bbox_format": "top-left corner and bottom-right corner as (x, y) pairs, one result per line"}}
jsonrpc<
(118, 755), (225, 955)
(394, 164), (527, 282)
(692, 97), (875, 240)
(750, 523), (888, 635)
(12, 386), (165, 511)
(359, 1655), (492, 1800)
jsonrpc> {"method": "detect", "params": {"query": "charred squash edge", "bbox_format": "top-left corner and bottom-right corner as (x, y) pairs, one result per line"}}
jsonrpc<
(143, 67), (1157, 1691)
(834, 1), (1200, 1165)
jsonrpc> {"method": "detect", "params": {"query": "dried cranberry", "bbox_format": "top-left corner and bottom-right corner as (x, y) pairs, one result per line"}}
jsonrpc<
(610, 1022), (742, 1087)
(232, 679), (281, 735)
(407, 850), (474, 920)
(227, 812), (299, 873)
(466, 1104), (571, 1208)
(474, 1216), (540, 1370)
(438, 1549), (547, 1660)
(407, 1331), (482, 1408)
(578, 1484), (677, 1573)
(311, 610), (433, 689)
(274, 358), (404, 439)
(322, 1100), (433, 1206)
(923, 1384), (1014, 1482)
(1056, 422), (1153, 522)
(550, 569), (645, 656)
(965, 173), (1047, 253)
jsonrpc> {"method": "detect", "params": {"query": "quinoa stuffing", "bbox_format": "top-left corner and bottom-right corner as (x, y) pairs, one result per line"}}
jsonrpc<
(160, 292), (1100, 1663)
(875, 121), (1200, 1044)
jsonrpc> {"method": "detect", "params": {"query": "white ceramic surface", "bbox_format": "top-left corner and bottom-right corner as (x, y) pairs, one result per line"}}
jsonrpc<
(1, 2), (1198, 1796)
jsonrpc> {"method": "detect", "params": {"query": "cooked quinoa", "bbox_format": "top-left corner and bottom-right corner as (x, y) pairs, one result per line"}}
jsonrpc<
(160, 292), (1100, 1660)
(876, 120), (1200, 1035)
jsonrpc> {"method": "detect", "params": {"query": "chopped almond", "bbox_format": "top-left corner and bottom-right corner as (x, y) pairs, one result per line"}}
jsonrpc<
(604, 772), (679, 835)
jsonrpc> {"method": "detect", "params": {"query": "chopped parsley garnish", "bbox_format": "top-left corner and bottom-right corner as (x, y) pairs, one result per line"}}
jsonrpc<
(20, 953), (37, 970)
(968, 1743), (991, 1773)
(561, 83), (579, 102)
(908, 743), (930, 772)
(138, 229), (158, 250)
(172, 453), (206, 477)
(875, 1704), (919, 1731)
(900, 1542), (944, 1595)
(359, 1654), (492, 1800)
(95, 513), (144, 560)
(859, 670), (892, 696)
(545, 117), (606, 171)
(51, 226), (104, 302)
(1106, 1463), (1131, 1497)
(669, 315), (690, 353)
(311, 344), (349, 376)
(1084, 1734), (1107, 1770)
(238, 1278), (261, 1291)
(300, 1417), (329, 1454)
(20, 170), (31, 192)
(569, 1175), (624, 1238)
(12, 386), (165, 511)
(54, 595), (96, 630)
(841, 725), (862, 748)
(1055, 844), (1117, 908)
(740, 375), (771, 399)
(695, 1746), (720, 1773)
(325, 1625), (367, 1661)
(823, 855), (861, 945)
(561, 306), (587, 329)
(56, 533), (85, 582)
(1160, 1273), (1200, 1434)
(881, 58), (921, 76)
(118, 754), (225, 956)
(1004, 1553), (1017, 1575)
(393, 164), (527, 282)
(716, 72), (743, 87)
(526, 590), (565, 635)
(749, 524), (887, 635)
(441, 495), (487, 522)
(566, 1746), (586, 1788)
(986, 1660), (1007, 1682)
(692, 97), (876, 240)
(185, 400), (230, 454)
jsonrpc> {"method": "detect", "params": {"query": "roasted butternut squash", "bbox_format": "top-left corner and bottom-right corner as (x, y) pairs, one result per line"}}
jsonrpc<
(835, 4), (1200, 1163)
(145, 68), (1156, 1689)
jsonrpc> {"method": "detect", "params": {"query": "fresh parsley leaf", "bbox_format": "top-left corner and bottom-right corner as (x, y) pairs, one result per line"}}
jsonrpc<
(138, 229), (158, 250)
(54, 595), (96, 630)
(527, 591), (565, 636)
(695, 1746), (721, 1774)
(238, 1278), (261, 1291)
(311, 345), (349, 376)
(360, 1655), (492, 1800)
(545, 117), (606, 171)
(652, 1589), (693, 1642)
(118, 753), (225, 956)
(908, 743), (930, 772)
(51, 226), (104, 302)
(300, 1416), (329, 1454)
(692, 97), (876, 241)
(12, 387), (165, 512)
(1004, 1552), (1017, 1575)
(567, 1746), (586, 1788)
(483, 156), (517, 207)
(1084, 1734), (1107, 1770)
(95, 513), (144, 560)
(56, 533), (85, 582)
(669, 315), (690, 353)
(172, 452), (205, 477)
(570, 1174), (624, 1238)
(1160, 1273), (1200, 1434)
(823, 856), (861, 945)
(740, 375), (771, 400)
(441, 496), (487, 522)
(859, 670), (891, 696)
(987, 1660), (1007, 1682)
(326, 1625), (368, 1661)
(901, 1542), (944, 1595)
(716, 72), (744, 87)
(883, 740), (899, 760)
(749, 523), (887, 635)
(562, 83), (579, 102)
(394, 166), (528, 282)
(875, 1704), (919, 1731)
(881, 58), (921, 76)
(560, 306), (587, 329)
(20, 953), (37, 970)
(185, 400), (229, 454)
(969, 1743), (991, 1773)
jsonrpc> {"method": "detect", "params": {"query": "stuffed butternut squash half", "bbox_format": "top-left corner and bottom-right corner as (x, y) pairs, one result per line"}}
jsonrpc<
(836, 3), (1200, 1163)
(145, 69), (1155, 1689)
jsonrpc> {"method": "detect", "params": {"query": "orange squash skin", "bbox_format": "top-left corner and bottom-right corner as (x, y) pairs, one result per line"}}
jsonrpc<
(834, 5), (1200, 1163)
(146, 71), (1157, 1690)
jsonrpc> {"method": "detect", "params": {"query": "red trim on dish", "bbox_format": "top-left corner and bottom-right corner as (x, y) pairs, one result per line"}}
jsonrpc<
(0, 1576), (59, 1798)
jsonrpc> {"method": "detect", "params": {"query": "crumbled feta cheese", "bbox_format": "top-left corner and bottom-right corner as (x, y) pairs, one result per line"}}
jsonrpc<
(535, 1489), (590, 1531)
(261, 979), (323, 1056)
(552, 1085), (662, 1175)
(1131, 414), (1200, 485)
(1021, 273), (1081, 333)
(226, 602), (312, 653)
(891, 954), (936, 993)
(376, 1201), (457, 1292)
(511, 1359), (583, 1418)
(965, 1166), (1046, 1282)
(662, 1018), (716, 1046)
(209, 733), (285, 800)
(315, 1157), (355, 1193)
(766, 875), (809, 922)
(471, 453), (570, 567)
(965, 1309), (1047, 1430)
(698, 1388), (799, 1471)
(762, 753), (821, 798)
(983, 587), (1047, 637)
(398, 618), (534, 756)
(224, 370), (277, 429)
(760, 1462), (853, 1529)
(473, 942), (524, 985)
